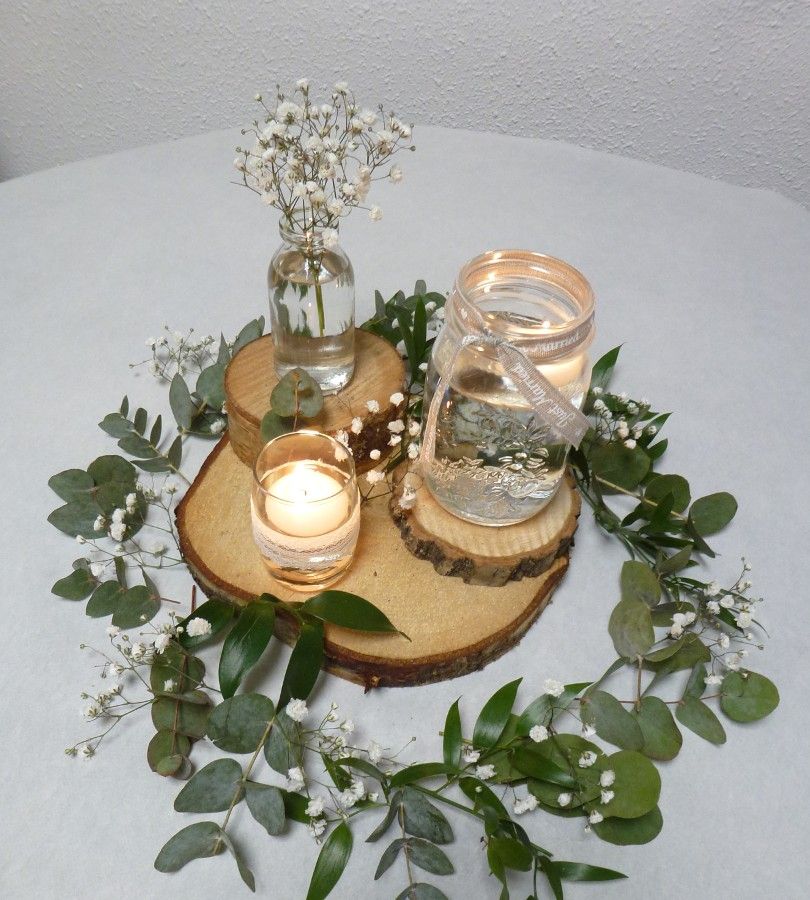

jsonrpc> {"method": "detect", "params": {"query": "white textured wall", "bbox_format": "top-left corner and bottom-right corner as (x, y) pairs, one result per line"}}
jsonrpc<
(1, 0), (808, 206)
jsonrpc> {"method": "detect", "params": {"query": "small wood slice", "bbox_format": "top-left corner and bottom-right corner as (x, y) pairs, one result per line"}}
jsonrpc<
(224, 329), (406, 472)
(390, 471), (580, 587)
(176, 437), (576, 689)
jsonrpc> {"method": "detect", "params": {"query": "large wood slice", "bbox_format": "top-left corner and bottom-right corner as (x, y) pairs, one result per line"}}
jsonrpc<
(176, 437), (577, 689)
(390, 471), (580, 587)
(224, 329), (406, 472)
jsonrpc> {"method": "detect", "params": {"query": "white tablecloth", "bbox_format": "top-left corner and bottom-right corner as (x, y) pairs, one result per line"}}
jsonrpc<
(1, 125), (808, 899)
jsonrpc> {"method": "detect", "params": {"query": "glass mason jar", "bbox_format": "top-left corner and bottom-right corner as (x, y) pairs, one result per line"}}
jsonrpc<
(251, 430), (361, 591)
(423, 250), (595, 526)
(268, 218), (355, 394)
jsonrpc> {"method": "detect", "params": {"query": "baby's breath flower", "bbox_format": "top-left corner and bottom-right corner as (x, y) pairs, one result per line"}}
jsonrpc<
(388, 419), (405, 434)
(543, 678), (565, 698)
(366, 399), (380, 413)
(398, 485), (417, 510)
(475, 764), (496, 781)
(286, 698), (308, 722)
(350, 417), (363, 435)
(588, 810), (604, 825)
(557, 792), (572, 807)
(529, 725), (549, 743)
(579, 751), (598, 768)
(389, 392), (405, 406)
(513, 795), (538, 815)
(599, 769), (615, 787)
(367, 740), (383, 763)
(186, 617), (212, 638)
(369, 449), (381, 461)
(462, 746), (480, 764)
(365, 470), (385, 485)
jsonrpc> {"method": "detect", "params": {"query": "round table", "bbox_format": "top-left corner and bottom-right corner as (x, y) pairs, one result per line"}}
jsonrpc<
(1, 125), (808, 899)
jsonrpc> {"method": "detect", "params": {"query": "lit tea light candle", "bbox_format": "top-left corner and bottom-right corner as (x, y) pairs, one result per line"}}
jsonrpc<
(265, 463), (350, 537)
(250, 431), (360, 592)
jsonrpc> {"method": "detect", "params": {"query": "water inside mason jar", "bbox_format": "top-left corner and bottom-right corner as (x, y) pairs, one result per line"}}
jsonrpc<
(270, 248), (355, 394)
(424, 290), (589, 526)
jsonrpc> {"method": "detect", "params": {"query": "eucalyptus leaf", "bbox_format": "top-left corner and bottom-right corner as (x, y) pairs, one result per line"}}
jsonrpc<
(366, 792), (402, 843)
(263, 710), (303, 774)
(260, 410), (291, 441)
(374, 838), (403, 879)
(52, 566), (96, 600)
(147, 730), (191, 775)
(169, 373), (195, 431)
(590, 443), (650, 491)
(592, 807), (663, 845)
(174, 758), (244, 813)
(271, 367), (324, 418)
(631, 696), (683, 761)
(394, 884), (449, 900)
(676, 698), (726, 744)
(154, 821), (225, 873)
(598, 750), (661, 819)
(48, 468), (94, 502)
(620, 561), (661, 608)
(152, 697), (211, 739)
(407, 838), (454, 876)
(245, 782), (285, 835)
(111, 584), (161, 629)
(580, 691), (644, 750)
(207, 693), (275, 753)
(720, 670), (779, 723)
(402, 788), (453, 844)
(196, 363), (226, 409)
(645, 474), (690, 512)
(688, 492), (737, 536)
(608, 598), (654, 659)
(85, 581), (126, 619)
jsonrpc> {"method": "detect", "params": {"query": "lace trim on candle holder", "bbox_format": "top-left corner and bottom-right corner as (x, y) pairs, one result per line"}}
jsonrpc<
(252, 508), (360, 571)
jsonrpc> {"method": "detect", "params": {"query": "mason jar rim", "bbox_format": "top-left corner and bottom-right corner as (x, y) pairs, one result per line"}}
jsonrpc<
(450, 250), (595, 355)
(252, 429), (355, 505)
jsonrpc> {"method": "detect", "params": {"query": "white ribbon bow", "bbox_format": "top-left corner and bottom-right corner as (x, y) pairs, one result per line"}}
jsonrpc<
(418, 293), (591, 475)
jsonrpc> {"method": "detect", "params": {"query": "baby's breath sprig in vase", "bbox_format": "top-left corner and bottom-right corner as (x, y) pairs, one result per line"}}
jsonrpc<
(235, 79), (413, 394)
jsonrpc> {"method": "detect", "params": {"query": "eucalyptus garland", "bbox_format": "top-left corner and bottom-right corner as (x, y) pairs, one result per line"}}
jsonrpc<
(49, 283), (779, 899)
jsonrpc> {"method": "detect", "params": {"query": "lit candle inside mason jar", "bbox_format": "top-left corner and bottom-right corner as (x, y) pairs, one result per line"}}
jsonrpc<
(251, 431), (360, 591)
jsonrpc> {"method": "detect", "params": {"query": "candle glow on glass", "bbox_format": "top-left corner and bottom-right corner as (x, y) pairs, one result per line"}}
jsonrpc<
(265, 463), (350, 538)
(538, 352), (586, 389)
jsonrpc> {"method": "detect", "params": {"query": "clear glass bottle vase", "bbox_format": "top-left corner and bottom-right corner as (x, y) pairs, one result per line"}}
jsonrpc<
(423, 250), (595, 526)
(268, 218), (355, 393)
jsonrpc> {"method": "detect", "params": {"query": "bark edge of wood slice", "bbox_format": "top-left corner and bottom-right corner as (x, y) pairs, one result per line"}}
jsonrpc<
(390, 470), (580, 587)
(176, 437), (576, 689)
(224, 329), (406, 473)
